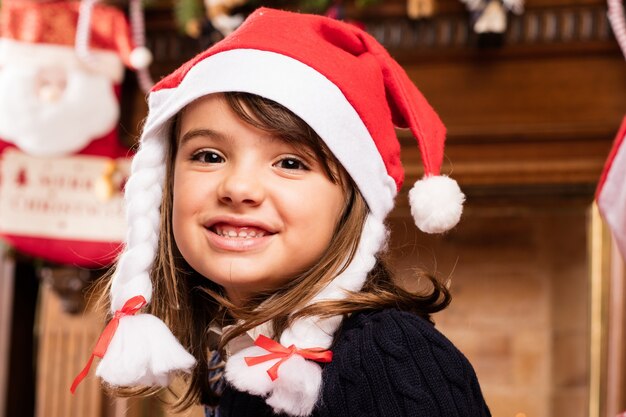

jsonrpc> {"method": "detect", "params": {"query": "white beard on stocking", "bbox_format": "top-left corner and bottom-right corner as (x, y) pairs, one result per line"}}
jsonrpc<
(0, 64), (119, 157)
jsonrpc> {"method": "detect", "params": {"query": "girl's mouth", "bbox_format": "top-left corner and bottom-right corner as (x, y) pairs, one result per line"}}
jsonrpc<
(205, 221), (275, 252)
(210, 223), (271, 239)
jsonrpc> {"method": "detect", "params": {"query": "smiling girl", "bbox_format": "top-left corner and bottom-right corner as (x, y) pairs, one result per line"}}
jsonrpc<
(173, 93), (347, 303)
(72, 7), (490, 417)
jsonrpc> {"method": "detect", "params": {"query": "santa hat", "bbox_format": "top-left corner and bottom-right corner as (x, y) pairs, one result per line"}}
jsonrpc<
(607, 0), (626, 59)
(72, 8), (465, 416)
(0, 0), (152, 85)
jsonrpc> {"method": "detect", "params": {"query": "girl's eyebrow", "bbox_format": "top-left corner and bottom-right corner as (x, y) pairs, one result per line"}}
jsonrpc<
(180, 127), (285, 146)
(179, 128), (230, 145)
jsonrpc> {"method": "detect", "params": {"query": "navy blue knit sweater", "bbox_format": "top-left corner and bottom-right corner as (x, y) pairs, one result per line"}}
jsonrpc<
(217, 309), (491, 417)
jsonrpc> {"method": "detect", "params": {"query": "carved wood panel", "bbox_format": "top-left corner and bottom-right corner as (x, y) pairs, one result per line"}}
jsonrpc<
(36, 285), (103, 417)
(0, 247), (14, 417)
(357, 2), (619, 58)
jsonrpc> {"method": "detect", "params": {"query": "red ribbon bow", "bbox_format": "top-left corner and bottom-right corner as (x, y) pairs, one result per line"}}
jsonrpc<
(244, 335), (333, 381)
(70, 295), (147, 393)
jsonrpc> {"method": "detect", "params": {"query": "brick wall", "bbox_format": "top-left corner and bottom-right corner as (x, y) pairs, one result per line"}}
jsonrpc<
(389, 202), (590, 417)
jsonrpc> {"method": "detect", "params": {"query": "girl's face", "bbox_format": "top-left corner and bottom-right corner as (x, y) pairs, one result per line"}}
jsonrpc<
(172, 94), (346, 305)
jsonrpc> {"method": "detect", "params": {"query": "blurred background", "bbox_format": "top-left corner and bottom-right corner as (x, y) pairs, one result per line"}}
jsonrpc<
(0, 0), (624, 416)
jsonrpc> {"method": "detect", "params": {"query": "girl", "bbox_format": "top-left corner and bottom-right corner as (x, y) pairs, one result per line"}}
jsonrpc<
(72, 7), (489, 417)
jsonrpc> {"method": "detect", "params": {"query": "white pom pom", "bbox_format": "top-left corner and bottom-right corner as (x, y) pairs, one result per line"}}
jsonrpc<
(129, 46), (153, 69)
(266, 355), (322, 417)
(225, 348), (323, 417)
(225, 346), (276, 397)
(96, 314), (196, 387)
(408, 175), (465, 234)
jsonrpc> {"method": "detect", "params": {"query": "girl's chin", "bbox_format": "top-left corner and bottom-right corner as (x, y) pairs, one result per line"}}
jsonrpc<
(217, 279), (284, 304)
(206, 268), (286, 295)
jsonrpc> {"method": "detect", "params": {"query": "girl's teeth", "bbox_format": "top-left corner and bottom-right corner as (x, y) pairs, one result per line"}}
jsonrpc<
(214, 227), (267, 238)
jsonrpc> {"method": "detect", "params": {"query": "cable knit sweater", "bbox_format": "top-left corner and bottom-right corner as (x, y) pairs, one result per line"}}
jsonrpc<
(214, 308), (491, 417)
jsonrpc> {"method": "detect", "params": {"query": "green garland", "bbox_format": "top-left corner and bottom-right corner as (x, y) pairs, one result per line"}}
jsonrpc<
(174, 0), (205, 33)
(251, 0), (381, 13)
(173, 0), (381, 34)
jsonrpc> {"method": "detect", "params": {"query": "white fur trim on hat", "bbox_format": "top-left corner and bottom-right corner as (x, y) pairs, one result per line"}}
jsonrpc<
(0, 39), (125, 83)
(224, 216), (387, 416)
(409, 175), (465, 233)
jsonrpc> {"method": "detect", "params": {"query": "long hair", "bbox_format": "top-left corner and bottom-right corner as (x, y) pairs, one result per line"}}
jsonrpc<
(96, 92), (451, 411)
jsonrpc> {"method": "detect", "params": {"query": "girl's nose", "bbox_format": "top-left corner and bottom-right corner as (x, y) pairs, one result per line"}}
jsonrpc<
(217, 164), (266, 207)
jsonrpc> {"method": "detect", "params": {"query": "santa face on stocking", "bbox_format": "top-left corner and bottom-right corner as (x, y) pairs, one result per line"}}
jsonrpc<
(0, 60), (119, 156)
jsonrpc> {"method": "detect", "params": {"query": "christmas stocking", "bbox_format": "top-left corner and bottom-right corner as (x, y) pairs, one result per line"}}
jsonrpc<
(0, 0), (151, 267)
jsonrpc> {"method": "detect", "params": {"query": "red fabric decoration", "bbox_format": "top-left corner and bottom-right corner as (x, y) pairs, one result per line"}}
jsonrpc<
(596, 115), (626, 258)
(245, 335), (333, 381)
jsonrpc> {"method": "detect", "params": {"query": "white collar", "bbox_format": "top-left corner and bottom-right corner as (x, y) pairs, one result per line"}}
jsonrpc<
(208, 321), (274, 359)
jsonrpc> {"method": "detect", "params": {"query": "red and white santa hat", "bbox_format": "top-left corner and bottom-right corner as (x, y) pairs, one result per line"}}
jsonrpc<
(86, 7), (464, 416)
(0, 0), (151, 84)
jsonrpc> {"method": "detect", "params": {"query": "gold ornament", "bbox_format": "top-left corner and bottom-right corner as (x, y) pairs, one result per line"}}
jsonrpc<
(94, 159), (118, 201)
(407, 0), (435, 19)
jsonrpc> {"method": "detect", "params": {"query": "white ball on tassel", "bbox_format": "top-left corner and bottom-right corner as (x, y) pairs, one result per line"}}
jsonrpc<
(96, 313), (196, 387)
(129, 46), (153, 69)
(409, 175), (465, 234)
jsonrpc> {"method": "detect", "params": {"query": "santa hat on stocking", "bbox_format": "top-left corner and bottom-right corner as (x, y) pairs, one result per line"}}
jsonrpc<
(72, 7), (465, 416)
(0, 0), (151, 85)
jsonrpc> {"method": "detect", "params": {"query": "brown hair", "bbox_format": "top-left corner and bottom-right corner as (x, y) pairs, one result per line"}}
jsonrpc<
(97, 92), (451, 410)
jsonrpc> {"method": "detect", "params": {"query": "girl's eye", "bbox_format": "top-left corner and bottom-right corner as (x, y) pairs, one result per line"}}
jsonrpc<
(275, 157), (309, 171)
(191, 150), (224, 164)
